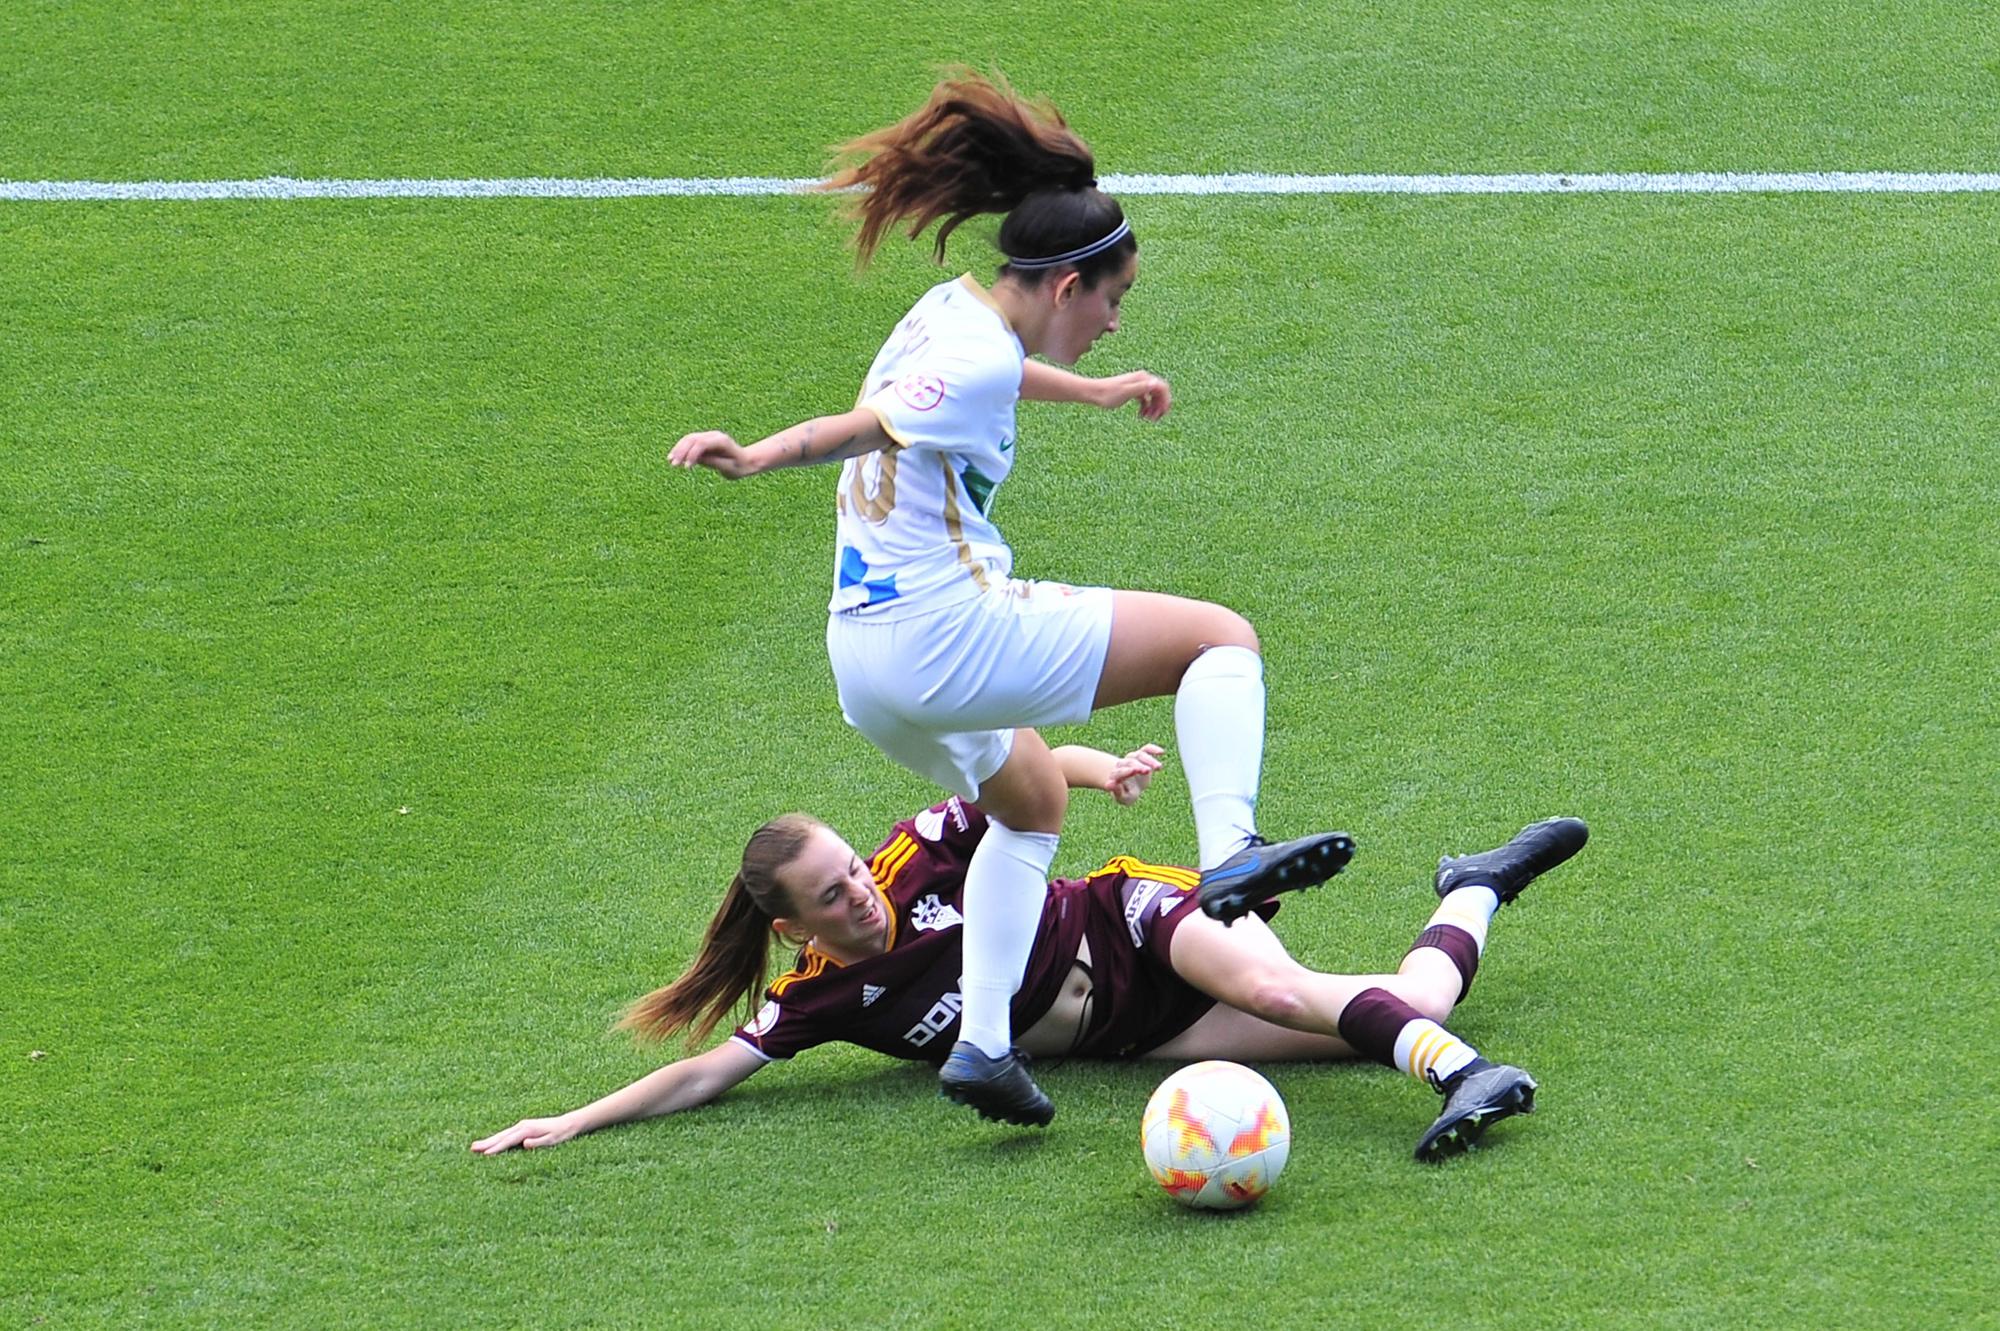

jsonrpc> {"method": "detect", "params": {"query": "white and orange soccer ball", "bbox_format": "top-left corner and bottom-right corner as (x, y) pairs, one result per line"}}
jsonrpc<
(1140, 1060), (1291, 1210)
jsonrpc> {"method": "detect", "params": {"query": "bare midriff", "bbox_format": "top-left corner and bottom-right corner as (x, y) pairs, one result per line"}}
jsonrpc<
(1018, 936), (1093, 1057)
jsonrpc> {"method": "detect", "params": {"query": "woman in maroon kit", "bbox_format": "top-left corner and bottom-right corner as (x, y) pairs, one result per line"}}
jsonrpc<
(472, 745), (1586, 1162)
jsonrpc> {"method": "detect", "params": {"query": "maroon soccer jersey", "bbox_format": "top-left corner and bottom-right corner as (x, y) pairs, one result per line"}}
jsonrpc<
(729, 798), (1090, 1066)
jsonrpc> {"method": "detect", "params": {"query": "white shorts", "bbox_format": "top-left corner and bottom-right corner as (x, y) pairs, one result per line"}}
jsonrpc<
(826, 579), (1116, 800)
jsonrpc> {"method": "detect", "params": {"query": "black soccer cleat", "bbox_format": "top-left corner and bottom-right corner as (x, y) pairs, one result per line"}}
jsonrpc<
(1414, 1062), (1538, 1162)
(1434, 816), (1589, 906)
(1197, 831), (1356, 925)
(938, 1042), (1055, 1127)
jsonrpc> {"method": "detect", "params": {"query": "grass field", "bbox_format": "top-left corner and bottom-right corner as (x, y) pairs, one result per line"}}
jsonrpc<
(5, 4), (1998, 1327)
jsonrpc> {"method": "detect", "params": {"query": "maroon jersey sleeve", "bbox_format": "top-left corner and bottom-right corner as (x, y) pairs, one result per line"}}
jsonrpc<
(728, 953), (839, 1061)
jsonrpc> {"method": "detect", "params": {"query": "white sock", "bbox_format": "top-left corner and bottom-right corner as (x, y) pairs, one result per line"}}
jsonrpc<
(1430, 886), (1501, 953)
(1174, 645), (1265, 870)
(1393, 1018), (1481, 1088)
(957, 820), (1059, 1058)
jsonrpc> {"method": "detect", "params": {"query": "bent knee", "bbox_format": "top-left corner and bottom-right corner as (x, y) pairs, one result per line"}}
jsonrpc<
(1239, 972), (1310, 1026)
(1407, 986), (1458, 1025)
(977, 751), (1070, 832)
(1201, 607), (1260, 655)
(1015, 784), (1070, 832)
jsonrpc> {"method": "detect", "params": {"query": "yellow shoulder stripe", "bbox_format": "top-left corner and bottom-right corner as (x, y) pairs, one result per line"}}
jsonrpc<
(769, 951), (831, 995)
(1092, 854), (1199, 891)
(870, 833), (914, 878)
(875, 835), (922, 890)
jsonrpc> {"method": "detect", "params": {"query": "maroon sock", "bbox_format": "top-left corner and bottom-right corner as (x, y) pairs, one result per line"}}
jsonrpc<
(1408, 923), (1480, 1003)
(1336, 987), (1423, 1069)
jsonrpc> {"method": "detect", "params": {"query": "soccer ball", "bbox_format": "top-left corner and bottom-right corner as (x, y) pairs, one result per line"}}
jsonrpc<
(1140, 1061), (1291, 1210)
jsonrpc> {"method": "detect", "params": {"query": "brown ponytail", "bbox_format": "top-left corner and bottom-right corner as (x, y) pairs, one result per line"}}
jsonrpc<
(823, 68), (1108, 268)
(615, 813), (824, 1047)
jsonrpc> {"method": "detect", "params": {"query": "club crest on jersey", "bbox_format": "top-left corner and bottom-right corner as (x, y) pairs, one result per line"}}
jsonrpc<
(910, 894), (964, 933)
(893, 373), (945, 411)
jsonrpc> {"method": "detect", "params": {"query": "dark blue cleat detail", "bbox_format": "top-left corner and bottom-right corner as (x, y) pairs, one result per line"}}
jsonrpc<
(1197, 831), (1355, 924)
(1415, 1062), (1537, 1162)
(939, 1042), (1055, 1127)
(1435, 817), (1589, 906)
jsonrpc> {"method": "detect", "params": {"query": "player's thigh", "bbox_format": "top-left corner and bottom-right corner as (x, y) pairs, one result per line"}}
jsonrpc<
(1165, 910), (1305, 1006)
(1144, 1002), (1353, 1062)
(1168, 911), (1383, 1019)
(1094, 589), (1259, 710)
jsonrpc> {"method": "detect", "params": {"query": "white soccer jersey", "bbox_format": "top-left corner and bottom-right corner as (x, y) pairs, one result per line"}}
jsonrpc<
(829, 276), (1024, 620)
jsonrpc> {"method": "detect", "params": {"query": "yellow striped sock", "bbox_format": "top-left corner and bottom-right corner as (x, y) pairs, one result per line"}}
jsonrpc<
(1393, 1019), (1479, 1088)
(1429, 886), (1499, 951)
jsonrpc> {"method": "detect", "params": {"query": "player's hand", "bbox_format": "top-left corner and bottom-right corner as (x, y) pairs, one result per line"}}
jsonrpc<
(1105, 743), (1165, 805)
(470, 1114), (583, 1154)
(669, 431), (755, 479)
(1099, 372), (1172, 421)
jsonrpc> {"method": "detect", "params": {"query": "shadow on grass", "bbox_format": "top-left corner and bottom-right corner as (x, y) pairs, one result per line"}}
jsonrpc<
(468, 1050), (1460, 1182)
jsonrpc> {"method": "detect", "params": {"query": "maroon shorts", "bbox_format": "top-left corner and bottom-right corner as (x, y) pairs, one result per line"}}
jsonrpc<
(1070, 868), (1279, 1059)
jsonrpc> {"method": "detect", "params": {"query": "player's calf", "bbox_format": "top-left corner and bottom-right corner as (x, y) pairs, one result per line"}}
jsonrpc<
(1336, 986), (1538, 1162)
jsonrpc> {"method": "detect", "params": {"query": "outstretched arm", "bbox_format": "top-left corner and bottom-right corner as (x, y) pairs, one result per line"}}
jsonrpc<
(669, 406), (895, 480)
(1020, 361), (1172, 421)
(470, 1039), (768, 1154)
(1054, 743), (1166, 806)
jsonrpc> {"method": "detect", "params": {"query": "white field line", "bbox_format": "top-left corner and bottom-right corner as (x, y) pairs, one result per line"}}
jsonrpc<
(3, 171), (1999, 202)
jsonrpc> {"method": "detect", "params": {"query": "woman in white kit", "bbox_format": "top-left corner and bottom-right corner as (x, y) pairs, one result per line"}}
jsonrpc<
(670, 71), (1350, 1126)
